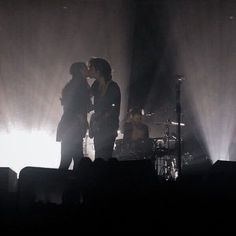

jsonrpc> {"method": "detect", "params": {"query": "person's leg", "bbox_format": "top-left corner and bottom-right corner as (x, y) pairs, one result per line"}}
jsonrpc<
(94, 135), (103, 159)
(72, 140), (84, 171)
(59, 141), (73, 170)
(94, 133), (116, 161)
(102, 135), (116, 160)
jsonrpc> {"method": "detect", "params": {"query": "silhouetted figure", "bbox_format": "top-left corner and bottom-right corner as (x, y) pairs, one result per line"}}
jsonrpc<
(56, 62), (91, 171)
(88, 57), (121, 160)
(123, 107), (151, 159)
(123, 108), (149, 141)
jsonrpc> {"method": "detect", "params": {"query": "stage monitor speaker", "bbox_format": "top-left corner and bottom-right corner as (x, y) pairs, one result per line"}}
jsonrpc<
(210, 160), (236, 175)
(207, 160), (236, 198)
(18, 167), (76, 207)
(0, 167), (17, 193)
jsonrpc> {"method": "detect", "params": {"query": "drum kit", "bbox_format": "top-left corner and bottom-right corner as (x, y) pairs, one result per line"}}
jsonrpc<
(113, 119), (184, 181)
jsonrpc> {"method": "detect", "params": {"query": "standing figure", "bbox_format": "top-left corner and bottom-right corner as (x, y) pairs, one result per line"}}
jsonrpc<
(56, 62), (91, 170)
(88, 57), (121, 160)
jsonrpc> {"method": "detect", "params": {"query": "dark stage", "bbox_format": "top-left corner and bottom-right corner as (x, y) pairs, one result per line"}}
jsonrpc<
(0, 158), (236, 232)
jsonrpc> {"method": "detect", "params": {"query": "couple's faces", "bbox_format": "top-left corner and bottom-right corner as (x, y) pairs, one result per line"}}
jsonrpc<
(88, 65), (99, 79)
(80, 65), (89, 78)
(80, 64), (98, 79)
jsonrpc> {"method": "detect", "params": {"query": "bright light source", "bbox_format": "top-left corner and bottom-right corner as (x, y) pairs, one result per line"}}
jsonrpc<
(0, 129), (61, 176)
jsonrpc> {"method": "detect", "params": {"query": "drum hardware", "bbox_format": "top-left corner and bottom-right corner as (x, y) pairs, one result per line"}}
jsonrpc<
(152, 118), (185, 181)
(182, 152), (194, 166)
(113, 137), (179, 180)
(155, 155), (178, 181)
(151, 138), (178, 181)
(113, 114), (185, 181)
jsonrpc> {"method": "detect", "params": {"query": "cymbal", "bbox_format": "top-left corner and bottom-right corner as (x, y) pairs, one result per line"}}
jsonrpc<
(145, 112), (156, 117)
(153, 136), (177, 142)
(155, 122), (172, 126)
(155, 121), (185, 126)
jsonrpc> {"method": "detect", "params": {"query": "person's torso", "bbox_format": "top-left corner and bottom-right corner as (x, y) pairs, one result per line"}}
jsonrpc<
(62, 78), (90, 115)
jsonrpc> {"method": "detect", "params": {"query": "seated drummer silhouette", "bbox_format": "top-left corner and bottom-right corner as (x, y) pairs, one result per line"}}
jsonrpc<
(123, 107), (151, 158)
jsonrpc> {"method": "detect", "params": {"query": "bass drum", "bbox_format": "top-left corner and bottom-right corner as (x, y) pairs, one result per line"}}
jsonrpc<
(113, 139), (135, 160)
(113, 138), (154, 160)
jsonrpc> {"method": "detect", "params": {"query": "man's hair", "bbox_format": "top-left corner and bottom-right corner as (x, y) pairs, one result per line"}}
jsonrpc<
(70, 62), (87, 76)
(89, 57), (112, 82)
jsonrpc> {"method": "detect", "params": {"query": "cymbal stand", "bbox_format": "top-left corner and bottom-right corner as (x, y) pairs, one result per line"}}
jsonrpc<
(176, 75), (183, 178)
(162, 121), (172, 180)
(165, 120), (171, 156)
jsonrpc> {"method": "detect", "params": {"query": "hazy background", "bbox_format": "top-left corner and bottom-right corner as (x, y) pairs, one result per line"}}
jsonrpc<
(1, 0), (236, 174)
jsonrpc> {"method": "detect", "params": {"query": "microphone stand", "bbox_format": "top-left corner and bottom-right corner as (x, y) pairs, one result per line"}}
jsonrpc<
(176, 75), (183, 178)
